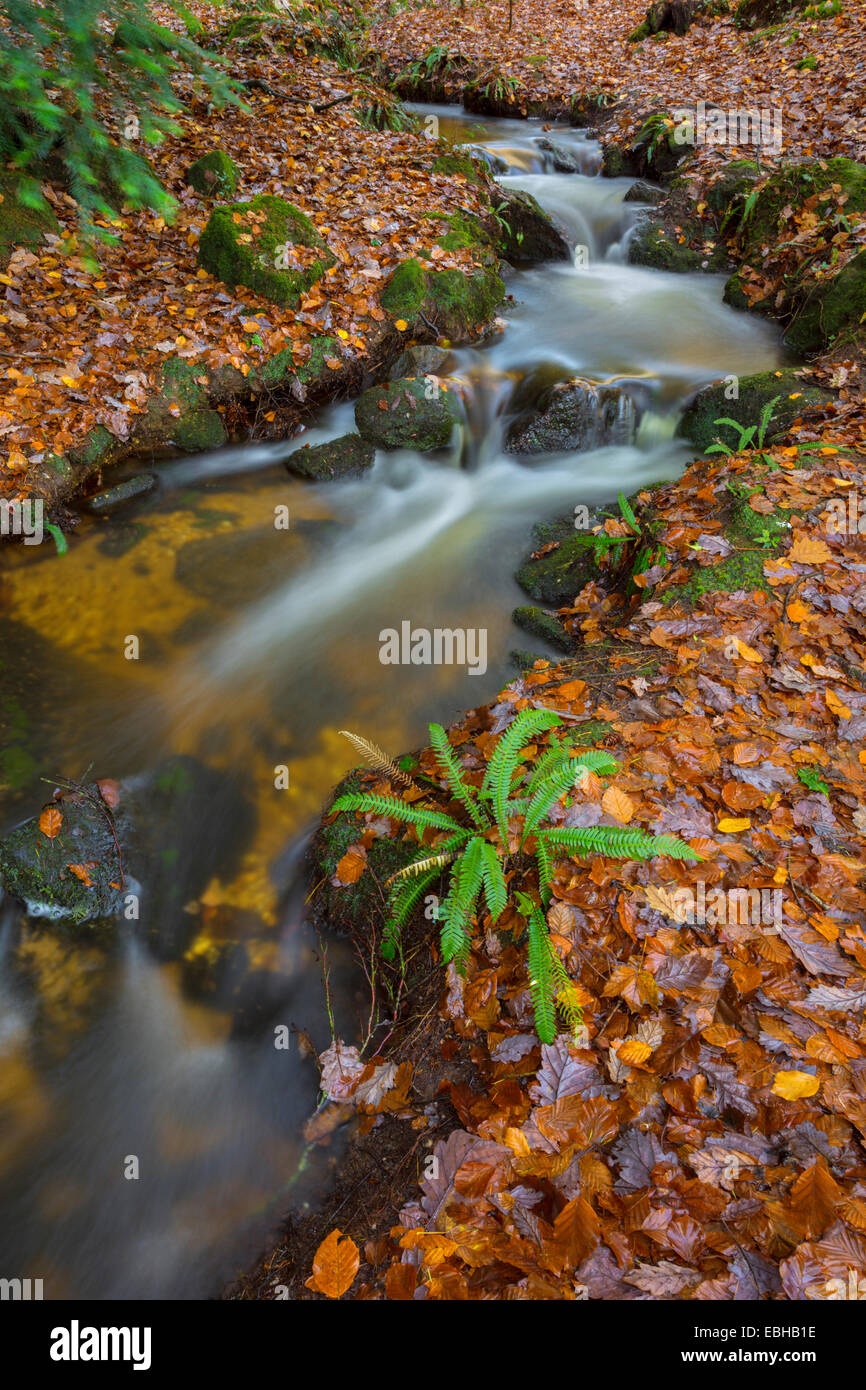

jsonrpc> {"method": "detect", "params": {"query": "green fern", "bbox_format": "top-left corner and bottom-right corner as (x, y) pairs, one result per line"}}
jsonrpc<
(481, 707), (561, 841)
(428, 723), (489, 829)
(332, 718), (698, 1040)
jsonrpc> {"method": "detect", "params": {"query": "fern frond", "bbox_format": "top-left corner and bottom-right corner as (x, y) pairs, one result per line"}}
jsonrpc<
(519, 754), (615, 846)
(384, 831), (468, 888)
(538, 825), (700, 861)
(439, 838), (484, 966)
(330, 792), (466, 836)
(525, 903), (557, 1045)
(479, 841), (507, 922)
(481, 708), (561, 843)
(340, 730), (422, 793)
(535, 835), (554, 904)
(382, 866), (440, 960)
(549, 951), (584, 1037)
(428, 723), (489, 829)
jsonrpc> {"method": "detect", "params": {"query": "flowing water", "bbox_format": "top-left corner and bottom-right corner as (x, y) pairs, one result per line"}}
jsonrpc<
(0, 109), (785, 1299)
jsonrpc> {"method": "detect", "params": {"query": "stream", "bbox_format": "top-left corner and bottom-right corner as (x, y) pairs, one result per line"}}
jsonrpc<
(0, 108), (785, 1299)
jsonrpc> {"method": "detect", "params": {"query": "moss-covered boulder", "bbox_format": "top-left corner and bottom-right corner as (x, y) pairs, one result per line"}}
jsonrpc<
(198, 194), (336, 307)
(380, 258), (505, 344)
(704, 159), (760, 218)
(494, 187), (570, 264)
(0, 176), (58, 267)
(677, 369), (833, 454)
(512, 605), (572, 651)
(507, 376), (638, 454)
(354, 375), (465, 451)
(515, 529), (602, 604)
(627, 216), (727, 272)
(723, 158), (866, 350)
(139, 357), (227, 453)
(283, 433), (375, 480)
(185, 150), (239, 198)
(784, 248), (866, 356)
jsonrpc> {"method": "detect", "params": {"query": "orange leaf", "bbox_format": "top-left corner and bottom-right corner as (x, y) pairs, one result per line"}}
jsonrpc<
(305, 1229), (359, 1298)
(335, 844), (367, 885)
(788, 536), (833, 565)
(772, 1069), (820, 1101)
(67, 863), (96, 887)
(38, 806), (63, 839)
(601, 786), (634, 824)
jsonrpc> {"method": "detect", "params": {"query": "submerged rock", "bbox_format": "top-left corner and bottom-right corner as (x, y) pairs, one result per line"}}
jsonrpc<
(354, 375), (465, 451)
(535, 138), (581, 174)
(283, 433), (375, 481)
(677, 369), (833, 455)
(0, 756), (255, 954)
(506, 375), (640, 455)
(388, 345), (450, 380)
(85, 474), (156, 515)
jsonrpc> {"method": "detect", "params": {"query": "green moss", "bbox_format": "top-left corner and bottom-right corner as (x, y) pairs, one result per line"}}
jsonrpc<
(515, 531), (600, 604)
(431, 151), (490, 185)
(735, 158), (866, 263)
(435, 210), (493, 255)
(354, 375), (465, 451)
(628, 220), (726, 272)
(705, 159), (760, 218)
(185, 150), (239, 198)
(198, 194), (336, 307)
(259, 333), (340, 390)
(380, 258), (505, 343)
(785, 248), (866, 355)
(512, 605), (572, 651)
(677, 368), (833, 454)
(313, 771), (420, 937)
(0, 175), (58, 267)
(284, 432), (375, 480)
(665, 547), (773, 604)
(140, 357), (227, 453)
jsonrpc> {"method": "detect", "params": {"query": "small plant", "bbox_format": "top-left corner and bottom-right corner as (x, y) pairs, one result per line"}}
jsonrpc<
(706, 395), (781, 460)
(797, 766), (830, 796)
(333, 710), (698, 1042)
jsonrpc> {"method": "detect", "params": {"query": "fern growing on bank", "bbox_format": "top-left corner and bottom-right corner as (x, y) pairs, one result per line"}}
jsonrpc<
(332, 709), (699, 1043)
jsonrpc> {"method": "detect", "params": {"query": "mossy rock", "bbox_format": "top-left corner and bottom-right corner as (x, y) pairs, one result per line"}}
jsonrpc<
(309, 770), (422, 938)
(139, 357), (227, 452)
(515, 529), (602, 603)
(784, 248), (866, 355)
(705, 159), (760, 218)
(732, 159), (866, 263)
(512, 605), (572, 651)
(0, 176), (58, 267)
(677, 368), (833, 454)
(0, 757), (254, 950)
(198, 194), (336, 307)
(259, 333), (341, 392)
(493, 187), (570, 264)
(283, 433), (375, 480)
(431, 151), (490, 185)
(388, 345), (450, 380)
(623, 179), (667, 205)
(506, 377), (638, 454)
(185, 150), (239, 198)
(354, 375), (465, 451)
(433, 209), (496, 257)
(627, 217), (727, 272)
(380, 258), (505, 344)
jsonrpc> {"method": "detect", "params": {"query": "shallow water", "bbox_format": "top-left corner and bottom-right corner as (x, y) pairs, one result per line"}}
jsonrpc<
(0, 111), (785, 1298)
